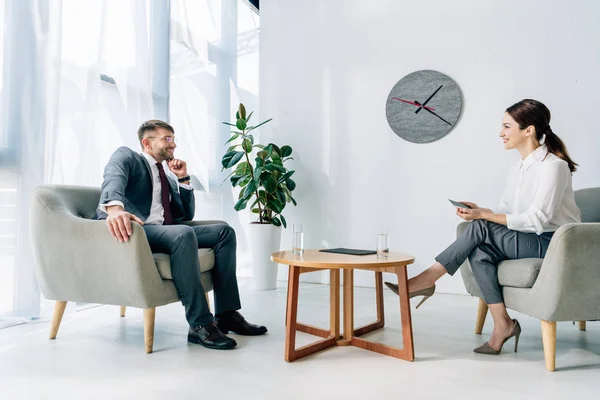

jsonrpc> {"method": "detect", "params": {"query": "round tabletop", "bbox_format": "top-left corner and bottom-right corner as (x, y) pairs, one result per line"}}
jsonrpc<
(271, 249), (415, 269)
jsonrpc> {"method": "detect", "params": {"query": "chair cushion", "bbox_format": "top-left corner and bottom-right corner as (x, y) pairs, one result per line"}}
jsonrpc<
(497, 258), (543, 288)
(153, 249), (215, 280)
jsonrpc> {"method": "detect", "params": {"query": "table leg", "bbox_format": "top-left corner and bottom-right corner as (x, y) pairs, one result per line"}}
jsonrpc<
(353, 271), (385, 337)
(284, 265), (338, 362)
(339, 268), (354, 345)
(330, 269), (340, 339)
(396, 265), (415, 361)
(348, 266), (414, 361)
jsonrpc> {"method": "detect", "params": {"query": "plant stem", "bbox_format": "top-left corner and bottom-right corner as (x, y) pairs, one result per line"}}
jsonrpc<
(242, 129), (264, 223)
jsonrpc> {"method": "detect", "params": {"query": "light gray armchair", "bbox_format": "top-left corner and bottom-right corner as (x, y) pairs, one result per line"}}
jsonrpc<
(459, 187), (600, 371)
(30, 185), (224, 353)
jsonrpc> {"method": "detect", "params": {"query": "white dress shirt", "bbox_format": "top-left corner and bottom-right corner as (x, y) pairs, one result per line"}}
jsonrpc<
(99, 152), (192, 225)
(492, 145), (581, 234)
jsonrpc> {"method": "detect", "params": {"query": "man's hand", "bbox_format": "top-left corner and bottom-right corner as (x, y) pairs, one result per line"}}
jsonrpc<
(168, 158), (188, 178)
(456, 207), (485, 221)
(106, 206), (144, 242)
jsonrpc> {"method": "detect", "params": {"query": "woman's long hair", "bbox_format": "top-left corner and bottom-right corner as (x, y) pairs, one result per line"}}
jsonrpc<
(506, 99), (578, 173)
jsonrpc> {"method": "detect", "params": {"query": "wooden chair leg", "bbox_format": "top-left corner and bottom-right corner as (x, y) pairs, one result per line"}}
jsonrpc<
(144, 308), (156, 354)
(578, 321), (586, 331)
(120, 306), (126, 317)
(49, 301), (68, 339)
(475, 298), (488, 334)
(541, 320), (556, 372)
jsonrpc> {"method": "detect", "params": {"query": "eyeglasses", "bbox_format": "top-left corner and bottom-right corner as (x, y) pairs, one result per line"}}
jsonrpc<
(147, 136), (177, 143)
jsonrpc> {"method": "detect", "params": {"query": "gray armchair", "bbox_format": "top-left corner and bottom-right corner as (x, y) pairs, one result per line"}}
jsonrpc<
(459, 187), (600, 371)
(30, 185), (224, 353)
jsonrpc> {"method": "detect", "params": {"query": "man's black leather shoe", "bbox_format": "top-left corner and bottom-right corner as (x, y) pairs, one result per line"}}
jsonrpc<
(187, 322), (237, 350)
(216, 311), (268, 336)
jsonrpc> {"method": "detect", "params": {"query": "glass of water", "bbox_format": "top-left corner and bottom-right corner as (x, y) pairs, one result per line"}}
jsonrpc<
(293, 224), (304, 256)
(377, 228), (389, 259)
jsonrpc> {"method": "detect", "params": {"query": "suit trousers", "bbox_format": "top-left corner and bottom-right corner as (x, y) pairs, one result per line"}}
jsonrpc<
(435, 220), (553, 304)
(143, 223), (241, 327)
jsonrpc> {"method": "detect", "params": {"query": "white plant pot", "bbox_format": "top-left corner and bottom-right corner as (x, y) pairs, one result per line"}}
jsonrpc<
(248, 223), (282, 291)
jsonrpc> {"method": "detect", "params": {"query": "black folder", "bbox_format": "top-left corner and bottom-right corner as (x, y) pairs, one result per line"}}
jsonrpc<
(319, 248), (377, 256)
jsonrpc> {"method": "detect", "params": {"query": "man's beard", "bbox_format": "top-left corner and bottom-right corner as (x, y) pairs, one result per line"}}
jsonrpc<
(159, 148), (175, 160)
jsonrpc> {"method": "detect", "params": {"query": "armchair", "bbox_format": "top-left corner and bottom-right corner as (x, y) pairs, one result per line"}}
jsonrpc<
(459, 187), (600, 371)
(30, 185), (224, 353)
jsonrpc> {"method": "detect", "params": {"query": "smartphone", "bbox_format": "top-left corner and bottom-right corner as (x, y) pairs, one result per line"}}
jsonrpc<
(448, 199), (472, 209)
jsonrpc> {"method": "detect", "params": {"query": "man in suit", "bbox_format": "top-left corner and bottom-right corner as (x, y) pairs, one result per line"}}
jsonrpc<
(97, 120), (267, 350)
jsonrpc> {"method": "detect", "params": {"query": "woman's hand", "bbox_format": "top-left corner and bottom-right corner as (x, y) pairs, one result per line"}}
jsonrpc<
(456, 207), (485, 221)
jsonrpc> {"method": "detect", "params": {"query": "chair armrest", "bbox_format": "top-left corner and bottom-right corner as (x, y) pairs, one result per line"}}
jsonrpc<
(31, 205), (170, 308)
(505, 223), (600, 321)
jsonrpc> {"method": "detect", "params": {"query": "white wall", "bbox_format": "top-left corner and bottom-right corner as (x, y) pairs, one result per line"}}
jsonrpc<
(259, 0), (600, 293)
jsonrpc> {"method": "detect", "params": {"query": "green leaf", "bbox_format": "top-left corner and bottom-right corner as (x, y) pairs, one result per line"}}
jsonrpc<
(236, 118), (247, 130)
(264, 144), (273, 158)
(247, 118), (272, 131)
(265, 163), (286, 173)
(235, 161), (250, 176)
(286, 178), (296, 191)
(251, 208), (260, 214)
(278, 170), (295, 183)
(267, 198), (284, 214)
(270, 144), (282, 156)
(280, 214), (287, 229)
(253, 166), (264, 181)
(221, 151), (244, 169)
(234, 197), (248, 211)
(247, 135), (254, 144)
(225, 132), (241, 144)
(222, 122), (237, 127)
(271, 151), (281, 162)
(230, 174), (244, 187)
(276, 189), (286, 205)
(239, 103), (246, 120)
(242, 138), (252, 153)
(253, 144), (265, 149)
(261, 174), (278, 193)
(281, 145), (292, 157)
(236, 111), (240, 120)
(290, 196), (297, 206)
(271, 216), (281, 227)
(239, 175), (252, 187)
(246, 111), (254, 123)
(257, 150), (268, 160)
(243, 179), (258, 198)
(227, 144), (241, 153)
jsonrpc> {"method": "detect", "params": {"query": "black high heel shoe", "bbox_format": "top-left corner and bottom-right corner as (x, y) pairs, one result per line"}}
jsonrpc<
(473, 319), (521, 355)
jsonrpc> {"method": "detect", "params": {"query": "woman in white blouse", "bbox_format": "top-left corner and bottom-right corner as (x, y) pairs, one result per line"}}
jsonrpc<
(386, 99), (581, 355)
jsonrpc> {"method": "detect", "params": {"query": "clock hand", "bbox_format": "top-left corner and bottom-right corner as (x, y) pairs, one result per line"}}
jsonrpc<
(414, 101), (453, 126)
(415, 84), (443, 114)
(392, 97), (435, 111)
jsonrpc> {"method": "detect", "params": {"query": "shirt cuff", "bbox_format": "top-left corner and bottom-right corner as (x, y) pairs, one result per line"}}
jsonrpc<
(506, 213), (530, 231)
(178, 182), (193, 190)
(98, 200), (125, 214)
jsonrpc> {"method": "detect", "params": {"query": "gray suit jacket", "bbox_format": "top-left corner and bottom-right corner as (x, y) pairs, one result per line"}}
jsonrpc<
(96, 146), (195, 223)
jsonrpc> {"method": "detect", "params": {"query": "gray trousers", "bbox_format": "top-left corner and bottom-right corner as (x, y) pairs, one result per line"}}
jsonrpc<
(436, 220), (553, 304)
(143, 223), (241, 327)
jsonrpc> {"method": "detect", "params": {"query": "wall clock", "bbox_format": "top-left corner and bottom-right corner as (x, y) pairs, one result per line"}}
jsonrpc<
(385, 70), (461, 143)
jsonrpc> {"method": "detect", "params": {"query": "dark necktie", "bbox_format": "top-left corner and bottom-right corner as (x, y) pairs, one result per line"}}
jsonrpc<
(155, 162), (173, 225)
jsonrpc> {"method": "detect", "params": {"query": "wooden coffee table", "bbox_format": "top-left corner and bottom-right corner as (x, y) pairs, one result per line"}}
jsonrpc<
(271, 250), (415, 362)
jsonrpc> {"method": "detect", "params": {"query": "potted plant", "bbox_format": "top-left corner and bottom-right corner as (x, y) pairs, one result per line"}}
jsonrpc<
(221, 103), (297, 290)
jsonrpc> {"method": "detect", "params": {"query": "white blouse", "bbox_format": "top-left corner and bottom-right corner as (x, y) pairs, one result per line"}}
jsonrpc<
(492, 145), (581, 234)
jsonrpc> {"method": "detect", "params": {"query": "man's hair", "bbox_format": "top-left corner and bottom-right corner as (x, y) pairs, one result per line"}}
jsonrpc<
(137, 120), (175, 147)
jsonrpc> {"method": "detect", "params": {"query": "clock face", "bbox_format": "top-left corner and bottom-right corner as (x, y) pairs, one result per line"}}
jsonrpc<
(385, 70), (462, 143)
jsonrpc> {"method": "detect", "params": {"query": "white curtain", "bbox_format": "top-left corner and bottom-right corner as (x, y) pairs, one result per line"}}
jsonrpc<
(0, 0), (260, 319)
(170, 0), (260, 276)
